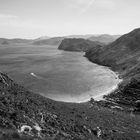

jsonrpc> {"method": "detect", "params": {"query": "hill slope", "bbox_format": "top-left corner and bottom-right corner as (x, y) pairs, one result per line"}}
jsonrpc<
(0, 72), (140, 140)
(85, 28), (140, 107)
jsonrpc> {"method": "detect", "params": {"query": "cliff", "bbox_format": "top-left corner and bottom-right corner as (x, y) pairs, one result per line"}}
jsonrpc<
(58, 38), (104, 52)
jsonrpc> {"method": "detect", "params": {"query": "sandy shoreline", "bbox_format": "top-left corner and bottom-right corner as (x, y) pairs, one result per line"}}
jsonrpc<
(80, 68), (122, 103)
(30, 66), (122, 103)
(73, 64), (123, 103)
(29, 51), (122, 103)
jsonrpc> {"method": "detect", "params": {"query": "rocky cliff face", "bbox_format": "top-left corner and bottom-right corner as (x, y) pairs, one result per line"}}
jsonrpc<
(58, 38), (104, 52)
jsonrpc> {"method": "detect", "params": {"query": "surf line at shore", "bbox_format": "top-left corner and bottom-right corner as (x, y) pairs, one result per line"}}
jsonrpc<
(30, 67), (122, 103)
(30, 70), (122, 103)
(88, 67), (122, 102)
(75, 73), (122, 103)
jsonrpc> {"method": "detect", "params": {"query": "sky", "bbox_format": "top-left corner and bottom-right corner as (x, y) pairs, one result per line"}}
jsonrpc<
(0, 0), (140, 38)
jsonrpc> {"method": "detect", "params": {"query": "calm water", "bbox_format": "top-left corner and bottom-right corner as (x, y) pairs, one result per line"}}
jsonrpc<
(0, 44), (120, 102)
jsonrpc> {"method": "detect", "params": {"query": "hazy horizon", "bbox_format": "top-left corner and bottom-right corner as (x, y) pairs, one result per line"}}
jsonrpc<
(0, 0), (140, 39)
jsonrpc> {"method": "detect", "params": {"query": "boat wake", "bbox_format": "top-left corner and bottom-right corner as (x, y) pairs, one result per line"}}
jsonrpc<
(30, 73), (44, 80)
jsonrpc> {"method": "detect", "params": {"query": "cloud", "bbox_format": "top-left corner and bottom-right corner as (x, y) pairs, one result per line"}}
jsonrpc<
(66, 0), (95, 14)
(68, 0), (115, 14)
(79, 0), (95, 14)
(94, 0), (115, 10)
(0, 14), (18, 19)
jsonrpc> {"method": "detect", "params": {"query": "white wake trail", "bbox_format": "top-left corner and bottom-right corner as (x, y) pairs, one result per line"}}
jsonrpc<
(30, 73), (45, 80)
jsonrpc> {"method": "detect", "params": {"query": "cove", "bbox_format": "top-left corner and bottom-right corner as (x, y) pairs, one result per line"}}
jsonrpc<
(0, 44), (121, 102)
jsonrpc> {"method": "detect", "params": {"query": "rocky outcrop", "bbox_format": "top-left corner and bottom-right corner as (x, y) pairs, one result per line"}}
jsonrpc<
(58, 38), (103, 52)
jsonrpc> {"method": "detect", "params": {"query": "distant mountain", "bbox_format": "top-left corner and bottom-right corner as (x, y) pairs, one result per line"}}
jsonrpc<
(65, 34), (93, 39)
(58, 38), (104, 52)
(32, 35), (94, 46)
(32, 37), (64, 46)
(35, 36), (50, 41)
(88, 34), (121, 44)
(32, 34), (120, 46)
(0, 38), (32, 45)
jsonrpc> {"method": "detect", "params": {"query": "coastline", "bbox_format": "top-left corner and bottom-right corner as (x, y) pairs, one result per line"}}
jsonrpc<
(95, 66), (123, 100)
(79, 57), (123, 103)
(42, 64), (122, 103)
(0, 71), (140, 140)
(79, 67), (122, 103)
(83, 55), (124, 101)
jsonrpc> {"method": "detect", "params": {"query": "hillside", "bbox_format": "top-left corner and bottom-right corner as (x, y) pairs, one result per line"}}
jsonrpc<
(0, 72), (140, 140)
(58, 38), (104, 52)
(88, 34), (120, 44)
(85, 28), (140, 108)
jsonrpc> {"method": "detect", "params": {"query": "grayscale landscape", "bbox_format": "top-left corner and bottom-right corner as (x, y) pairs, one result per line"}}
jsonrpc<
(0, 0), (140, 140)
(0, 43), (120, 102)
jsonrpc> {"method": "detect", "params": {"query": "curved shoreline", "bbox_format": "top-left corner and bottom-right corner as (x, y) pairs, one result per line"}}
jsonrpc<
(30, 51), (122, 103)
(30, 63), (122, 103)
(77, 66), (122, 103)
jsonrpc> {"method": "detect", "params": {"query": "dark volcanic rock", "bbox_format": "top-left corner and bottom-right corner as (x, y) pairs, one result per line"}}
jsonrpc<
(58, 38), (103, 52)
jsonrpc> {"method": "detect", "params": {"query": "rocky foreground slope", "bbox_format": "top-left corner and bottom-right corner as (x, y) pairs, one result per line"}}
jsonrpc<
(0, 71), (140, 140)
(85, 28), (140, 109)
